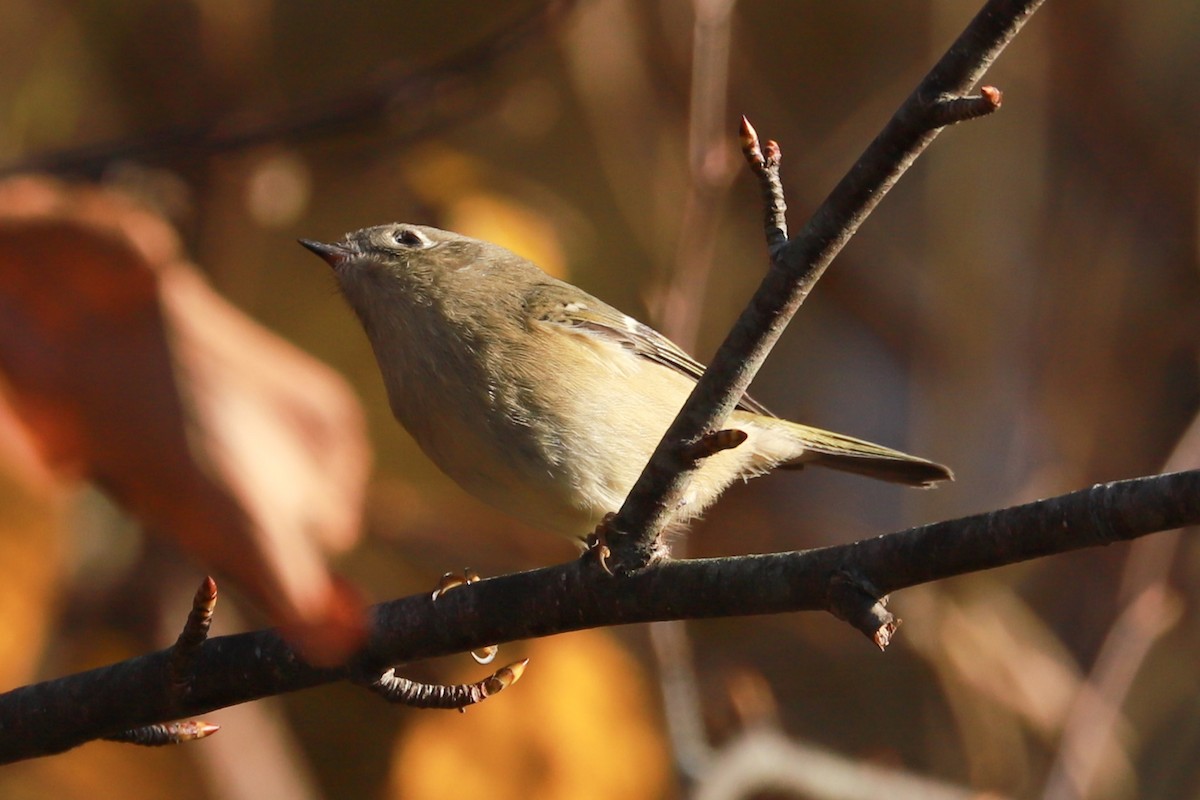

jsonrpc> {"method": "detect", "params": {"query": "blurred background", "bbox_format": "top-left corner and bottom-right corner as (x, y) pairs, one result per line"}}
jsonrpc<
(0, 0), (1198, 798)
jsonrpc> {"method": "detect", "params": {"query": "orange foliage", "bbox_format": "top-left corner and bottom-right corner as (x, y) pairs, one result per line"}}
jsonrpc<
(388, 632), (672, 800)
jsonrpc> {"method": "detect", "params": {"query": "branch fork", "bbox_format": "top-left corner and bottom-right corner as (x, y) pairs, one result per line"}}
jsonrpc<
(103, 577), (221, 748)
(604, 1), (1041, 575)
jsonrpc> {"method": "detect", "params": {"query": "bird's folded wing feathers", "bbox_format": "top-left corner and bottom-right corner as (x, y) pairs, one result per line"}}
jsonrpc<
(521, 282), (773, 415)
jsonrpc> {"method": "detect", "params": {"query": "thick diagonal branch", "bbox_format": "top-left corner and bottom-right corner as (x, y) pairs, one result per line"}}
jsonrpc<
(606, 0), (1042, 569)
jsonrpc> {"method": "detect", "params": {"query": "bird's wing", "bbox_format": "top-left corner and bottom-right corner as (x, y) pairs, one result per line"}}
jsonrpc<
(522, 282), (773, 416)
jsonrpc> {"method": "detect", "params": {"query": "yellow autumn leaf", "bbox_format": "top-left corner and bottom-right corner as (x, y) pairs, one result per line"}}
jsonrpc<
(388, 630), (671, 800)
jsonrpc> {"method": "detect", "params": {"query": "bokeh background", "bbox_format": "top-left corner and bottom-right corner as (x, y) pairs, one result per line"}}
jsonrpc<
(0, 1), (1198, 798)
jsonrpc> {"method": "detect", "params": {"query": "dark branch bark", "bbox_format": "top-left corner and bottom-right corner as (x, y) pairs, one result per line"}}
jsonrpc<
(2, 469), (1195, 764)
(606, 0), (1044, 570)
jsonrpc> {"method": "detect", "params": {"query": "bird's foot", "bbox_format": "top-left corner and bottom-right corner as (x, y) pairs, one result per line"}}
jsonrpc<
(581, 513), (616, 576)
(430, 568), (496, 665)
(353, 659), (529, 712)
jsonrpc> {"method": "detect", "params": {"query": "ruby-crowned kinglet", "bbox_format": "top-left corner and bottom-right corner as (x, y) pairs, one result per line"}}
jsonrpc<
(300, 224), (951, 540)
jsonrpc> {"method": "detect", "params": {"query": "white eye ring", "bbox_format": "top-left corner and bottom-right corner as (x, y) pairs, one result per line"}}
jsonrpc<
(393, 228), (429, 248)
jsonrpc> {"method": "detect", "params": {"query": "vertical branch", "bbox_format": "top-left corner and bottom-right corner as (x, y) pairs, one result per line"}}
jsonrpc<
(1041, 414), (1200, 797)
(653, 0), (740, 349)
(648, 1), (738, 784)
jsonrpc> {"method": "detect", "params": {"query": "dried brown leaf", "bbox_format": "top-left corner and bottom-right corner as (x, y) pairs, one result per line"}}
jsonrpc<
(0, 177), (370, 663)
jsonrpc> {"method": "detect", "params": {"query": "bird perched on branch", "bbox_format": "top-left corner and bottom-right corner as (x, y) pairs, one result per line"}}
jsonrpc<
(301, 224), (951, 543)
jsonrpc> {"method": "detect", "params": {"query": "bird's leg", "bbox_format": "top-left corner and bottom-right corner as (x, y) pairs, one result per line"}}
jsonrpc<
(348, 567), (530, 711)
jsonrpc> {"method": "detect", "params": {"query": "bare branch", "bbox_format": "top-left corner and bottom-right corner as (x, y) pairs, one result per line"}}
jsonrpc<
(927, 85), (1004, 127)
(739, 116), (787, 255)
(605, 0), (1045, 570)
(168, 575), (218, 691)
(694, 728), (989, 800)
(1, 468), (1195, 764)
(680, 428), (748, 463)
(103, 576), (220, 749)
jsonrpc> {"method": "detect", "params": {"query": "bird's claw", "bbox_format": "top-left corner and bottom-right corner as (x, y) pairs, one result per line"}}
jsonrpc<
(430, 568), (497, 664)
(582, 514), (616, 576)
(431, 567), (481, 601)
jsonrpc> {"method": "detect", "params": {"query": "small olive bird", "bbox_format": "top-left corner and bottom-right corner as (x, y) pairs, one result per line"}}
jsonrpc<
(301, 224), (951, 542)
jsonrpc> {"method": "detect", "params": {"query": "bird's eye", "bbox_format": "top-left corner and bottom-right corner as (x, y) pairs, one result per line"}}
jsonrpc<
(393, 228), (427, 248)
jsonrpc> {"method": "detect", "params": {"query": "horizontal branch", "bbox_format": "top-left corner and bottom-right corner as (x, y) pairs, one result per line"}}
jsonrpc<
(2, 468), (1195, 763)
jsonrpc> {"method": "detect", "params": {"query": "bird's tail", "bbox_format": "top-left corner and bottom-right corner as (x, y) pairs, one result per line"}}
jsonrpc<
(769, 419), (953, 487)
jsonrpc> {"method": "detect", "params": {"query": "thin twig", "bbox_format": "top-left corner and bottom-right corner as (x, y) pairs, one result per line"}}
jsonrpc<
(739, 116), (787, 255)
(926, 85), (1004, 127)
(652, 0), (741, 350)
(102, 720), (220, 747)
(104, 576), (220, 749)
(1042, 412), (1200, 798)
(680, 428), (748, 463)
(649, 1), (741, 786)
(1040, 586), (1181, 799)
(168, 575), (218, 691)
(694, 728), (996, 800)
